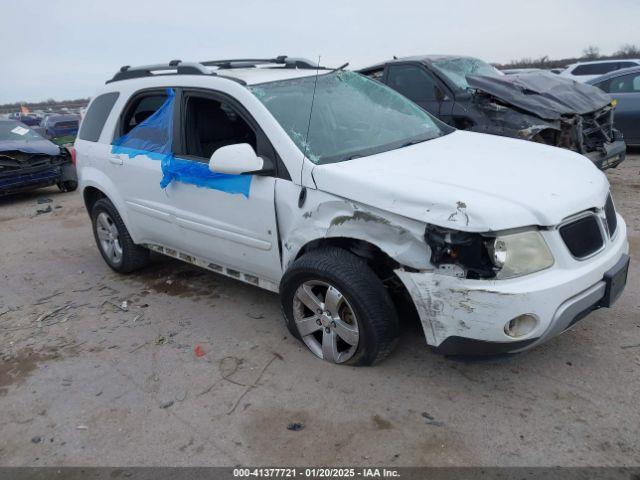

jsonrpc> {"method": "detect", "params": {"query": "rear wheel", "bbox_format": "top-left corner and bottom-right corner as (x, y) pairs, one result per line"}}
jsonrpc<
(280, 247), (399, 366)
(91, 198), (150, 273)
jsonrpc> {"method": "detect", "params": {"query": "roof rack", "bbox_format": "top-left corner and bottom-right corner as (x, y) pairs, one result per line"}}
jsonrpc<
(201, 55), (323, 70)
(106, 60), (212, 83)
(106, 56), (324, 84)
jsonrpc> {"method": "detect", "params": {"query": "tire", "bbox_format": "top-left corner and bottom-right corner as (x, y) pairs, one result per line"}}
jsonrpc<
(91, 198), (150, 273)
(280, 247), (399, 366)
(58, 180), (78, 192)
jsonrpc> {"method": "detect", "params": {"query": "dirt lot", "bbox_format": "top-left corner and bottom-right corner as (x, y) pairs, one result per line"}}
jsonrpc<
(1, 154), (639, 467)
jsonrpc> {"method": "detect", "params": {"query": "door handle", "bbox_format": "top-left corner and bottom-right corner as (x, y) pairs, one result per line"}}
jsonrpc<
(108, 154), (124, 165)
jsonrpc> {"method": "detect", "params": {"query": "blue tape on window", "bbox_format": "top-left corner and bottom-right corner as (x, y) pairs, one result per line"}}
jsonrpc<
(111, 88), (252, 197)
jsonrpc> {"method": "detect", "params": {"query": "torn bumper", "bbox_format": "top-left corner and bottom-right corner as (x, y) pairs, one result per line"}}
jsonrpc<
(0, 164), (64, 196)
(395, 215), (629, 355)
(584, 139), (626, 170)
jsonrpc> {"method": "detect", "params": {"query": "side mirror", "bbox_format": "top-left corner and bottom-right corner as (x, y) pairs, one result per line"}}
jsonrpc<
(208, 143), (271, 175)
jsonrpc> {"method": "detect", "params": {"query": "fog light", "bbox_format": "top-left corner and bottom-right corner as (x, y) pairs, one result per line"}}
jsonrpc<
(504, 314), (538, 338)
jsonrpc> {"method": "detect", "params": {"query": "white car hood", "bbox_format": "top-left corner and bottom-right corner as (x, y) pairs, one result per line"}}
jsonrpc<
(311, 130), (609, 232)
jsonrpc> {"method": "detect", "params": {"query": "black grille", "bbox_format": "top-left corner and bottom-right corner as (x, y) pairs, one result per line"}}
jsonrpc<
(604, 195), (617, 237)
(559, 215), (604, 258)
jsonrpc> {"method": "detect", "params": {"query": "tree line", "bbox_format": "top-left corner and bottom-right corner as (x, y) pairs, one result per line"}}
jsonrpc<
(495, 44), (640, 69)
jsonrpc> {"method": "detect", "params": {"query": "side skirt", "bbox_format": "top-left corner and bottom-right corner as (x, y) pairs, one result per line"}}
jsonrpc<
(143, 243), (279, 293)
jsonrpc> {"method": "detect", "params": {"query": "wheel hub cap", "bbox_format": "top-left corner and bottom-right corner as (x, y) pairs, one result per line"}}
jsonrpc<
(96, 212), (123, 264)
(292, 281), (360, 364)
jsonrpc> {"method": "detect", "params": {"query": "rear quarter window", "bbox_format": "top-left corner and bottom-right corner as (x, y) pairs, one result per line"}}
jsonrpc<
(573, 63), (623, 76)
(78, 92), (120, 142)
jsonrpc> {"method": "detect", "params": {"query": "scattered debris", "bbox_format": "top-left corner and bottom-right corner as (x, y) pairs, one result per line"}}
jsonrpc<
(76, 425), (88, 430)
(36, 197), (52, 204)
(155, 335), (166, 345)
(621, 343), (640, 350)
(31, 436), (43, 444)
(287, 422), (305, 432)
(175, 390), (188, 402)
(102, 300), (129, 312)
(247, 312), (264, 320)
(421, 412), (445, 427)
(159, 400), (174, 409)
(194, 345), (205, 357)
(35, 205), (52, 215)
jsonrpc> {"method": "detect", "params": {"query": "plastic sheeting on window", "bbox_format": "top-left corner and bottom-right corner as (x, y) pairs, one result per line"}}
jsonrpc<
(111, 88), (251, 197)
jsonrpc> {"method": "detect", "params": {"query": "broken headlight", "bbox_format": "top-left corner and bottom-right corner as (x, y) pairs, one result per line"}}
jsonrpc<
(487, 231), (554, 279)
(425, 226), (496, 279)
(425, 226), (554, 280)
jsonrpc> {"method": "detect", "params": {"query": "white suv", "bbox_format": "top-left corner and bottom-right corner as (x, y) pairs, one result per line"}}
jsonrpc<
(560, 59), (640, 82)
(76, 57), (629, 365)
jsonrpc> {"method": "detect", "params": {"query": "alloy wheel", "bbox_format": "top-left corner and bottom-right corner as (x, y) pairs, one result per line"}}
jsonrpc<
(293, 280), (360, 363)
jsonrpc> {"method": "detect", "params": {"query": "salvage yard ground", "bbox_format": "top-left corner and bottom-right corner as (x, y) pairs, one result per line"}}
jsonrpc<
(1, 154), (639, 466)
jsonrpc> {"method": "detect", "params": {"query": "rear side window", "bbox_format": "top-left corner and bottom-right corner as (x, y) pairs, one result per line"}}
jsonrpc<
(78, 92), (119, 142)
(387, 65), (437, 103)
(609, 72), (640, 93)
(572, 63), (622, 76)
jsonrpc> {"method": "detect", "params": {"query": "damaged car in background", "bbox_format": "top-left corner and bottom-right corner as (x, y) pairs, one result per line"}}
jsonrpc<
(360, 55), (626, 170)
(77, 58), (628, 366)
(0, 119), (77, 196)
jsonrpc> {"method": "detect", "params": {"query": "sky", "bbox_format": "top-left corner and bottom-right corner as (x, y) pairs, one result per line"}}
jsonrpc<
(1, 0), (638, 104)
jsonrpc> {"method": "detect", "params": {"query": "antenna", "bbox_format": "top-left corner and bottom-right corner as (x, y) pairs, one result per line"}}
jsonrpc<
(301, 55), (321, 184)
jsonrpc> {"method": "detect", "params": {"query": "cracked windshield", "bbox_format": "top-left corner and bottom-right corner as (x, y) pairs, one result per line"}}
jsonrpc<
(250, 70), (446, 164)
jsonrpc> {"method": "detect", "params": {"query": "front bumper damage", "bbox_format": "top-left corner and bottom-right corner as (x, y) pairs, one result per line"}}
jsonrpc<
(584, 138), (626, 170)
(0, 150), (75, 196)
(395, 215), (629, 356)
(473, 94), (626, 171)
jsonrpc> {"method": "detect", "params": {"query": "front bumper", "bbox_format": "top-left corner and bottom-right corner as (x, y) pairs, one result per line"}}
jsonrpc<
(0, 165), (63, 196)
(584, 139), (626, 170)
(395, 214), (629, 355)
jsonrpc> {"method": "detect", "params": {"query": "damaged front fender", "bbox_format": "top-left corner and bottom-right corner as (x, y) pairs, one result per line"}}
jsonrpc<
(275, 181), (431, 271)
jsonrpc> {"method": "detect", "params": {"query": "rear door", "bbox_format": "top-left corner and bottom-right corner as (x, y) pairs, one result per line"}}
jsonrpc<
(599, 72), (640, 144)
(108, 88), (180, 247)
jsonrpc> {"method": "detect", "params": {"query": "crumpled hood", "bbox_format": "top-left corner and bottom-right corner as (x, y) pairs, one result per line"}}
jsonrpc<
(311, 130), (609, 232)
(467, 71), (612, 120)
(0, 138), (60, 156)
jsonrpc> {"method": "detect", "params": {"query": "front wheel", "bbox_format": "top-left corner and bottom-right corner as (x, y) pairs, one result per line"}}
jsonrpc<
(280, 247), (399, 366)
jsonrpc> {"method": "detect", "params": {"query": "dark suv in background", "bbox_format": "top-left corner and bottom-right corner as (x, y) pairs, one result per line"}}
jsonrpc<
(360, 55), (626, 170)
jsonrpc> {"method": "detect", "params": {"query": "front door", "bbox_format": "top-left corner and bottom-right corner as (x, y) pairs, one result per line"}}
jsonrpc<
(385, 64), (447, 119)
(164, 90), (282, 283)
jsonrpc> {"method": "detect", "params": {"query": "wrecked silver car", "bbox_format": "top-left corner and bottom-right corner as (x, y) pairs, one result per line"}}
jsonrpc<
(360, 55), (626, 170)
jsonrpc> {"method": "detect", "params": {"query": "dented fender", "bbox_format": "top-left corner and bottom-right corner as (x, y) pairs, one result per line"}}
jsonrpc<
(275, 180), (431, 271)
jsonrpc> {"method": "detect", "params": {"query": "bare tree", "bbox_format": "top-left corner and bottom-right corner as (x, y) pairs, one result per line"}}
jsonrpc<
(582, 45), (600, 59)
(613, 44), (640, 58)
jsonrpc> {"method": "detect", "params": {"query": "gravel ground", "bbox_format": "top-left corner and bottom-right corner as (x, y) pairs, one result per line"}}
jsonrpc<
(1, 154), (639, 467)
